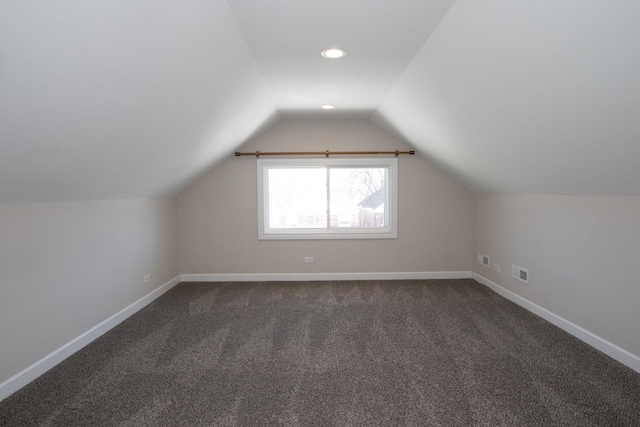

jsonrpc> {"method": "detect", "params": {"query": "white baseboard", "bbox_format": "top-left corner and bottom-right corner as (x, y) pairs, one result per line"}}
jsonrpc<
(0, 275), (182, 402)
(181, 271), (472, 282)
(6, 271), (636, 403)
(473, 272), (640, 374)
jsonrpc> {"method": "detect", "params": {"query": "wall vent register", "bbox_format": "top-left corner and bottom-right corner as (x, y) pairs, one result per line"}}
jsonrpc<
(512, 265), (529, 284)
(477, 253), (490, 267)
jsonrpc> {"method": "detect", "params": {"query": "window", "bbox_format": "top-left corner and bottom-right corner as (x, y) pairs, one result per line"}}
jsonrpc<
(257, 158), (398, 239)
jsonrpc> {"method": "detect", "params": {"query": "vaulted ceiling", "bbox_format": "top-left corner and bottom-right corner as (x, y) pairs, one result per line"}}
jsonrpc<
(2, 0), (639, 203)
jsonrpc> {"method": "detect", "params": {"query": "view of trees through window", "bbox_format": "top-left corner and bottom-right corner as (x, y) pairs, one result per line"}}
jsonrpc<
(267, 167), (387, 229)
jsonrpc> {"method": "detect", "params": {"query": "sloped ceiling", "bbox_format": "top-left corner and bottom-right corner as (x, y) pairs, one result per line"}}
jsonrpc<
(0, 0), (275, 202)
(2, 0), (639, 203)
(376, 0), (640, 195)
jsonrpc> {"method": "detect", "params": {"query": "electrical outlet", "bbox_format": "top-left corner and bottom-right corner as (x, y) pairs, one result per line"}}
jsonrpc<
(304, 257), (314, 263)
(512, 265), (529, 284)
(144, 274), (150, 283)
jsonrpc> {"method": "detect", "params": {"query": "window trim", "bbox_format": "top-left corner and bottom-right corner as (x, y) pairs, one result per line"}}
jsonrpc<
(257, 157), (398, 240)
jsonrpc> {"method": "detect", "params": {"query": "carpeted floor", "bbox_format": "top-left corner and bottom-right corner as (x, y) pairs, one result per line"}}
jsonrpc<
(1, 279), (639, 426)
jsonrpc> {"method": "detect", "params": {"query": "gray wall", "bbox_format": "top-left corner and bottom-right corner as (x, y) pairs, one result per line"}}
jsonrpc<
(0, 198), (179, 384)
(178, 119), (474, 275)
(8, 123), (639, 388)
(474, 194), (640, 357)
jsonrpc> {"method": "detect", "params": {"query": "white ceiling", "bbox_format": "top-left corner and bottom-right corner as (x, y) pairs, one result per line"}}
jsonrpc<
(1, 0), (639, 203)
(376, 0), (640, 195)
(228, 0), (454, 115)
(0, 0), (275, 202)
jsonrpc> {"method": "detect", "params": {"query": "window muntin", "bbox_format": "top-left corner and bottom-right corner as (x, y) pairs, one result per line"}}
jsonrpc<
(258, 158), (397, 240)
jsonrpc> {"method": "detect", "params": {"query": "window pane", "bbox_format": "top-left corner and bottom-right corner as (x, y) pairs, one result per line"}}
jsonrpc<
(267, 168), (327, 229)
(258, 158), (397, 240)
(329, 168), (386, 228)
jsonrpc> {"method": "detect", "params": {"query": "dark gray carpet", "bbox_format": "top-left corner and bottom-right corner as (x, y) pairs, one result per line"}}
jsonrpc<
(1, 279), (639, 426)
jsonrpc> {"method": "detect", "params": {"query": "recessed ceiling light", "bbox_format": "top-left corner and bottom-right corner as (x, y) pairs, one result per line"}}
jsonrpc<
(321, 104), (335, 110)
(321, 48), (346, 59)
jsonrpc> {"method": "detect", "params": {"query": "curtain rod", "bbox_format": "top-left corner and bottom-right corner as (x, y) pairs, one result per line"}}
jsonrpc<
(234, 150), (415, 158)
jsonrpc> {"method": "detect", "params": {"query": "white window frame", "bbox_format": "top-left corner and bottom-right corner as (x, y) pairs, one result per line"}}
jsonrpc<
(257, 157), (398, 240)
